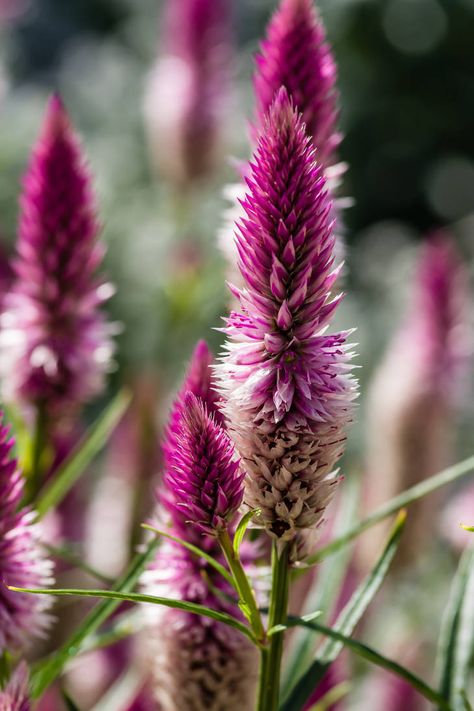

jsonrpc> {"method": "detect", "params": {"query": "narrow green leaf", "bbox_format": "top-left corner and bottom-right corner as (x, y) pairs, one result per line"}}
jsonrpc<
(461, 524), (474, 533)
(30, 538), (159, 699)
(79, 609), (143, 655)
(35, 390), (131, 519)
(141, 523), (236, 589)
(280, 617), (451, 710)
(10, 586), (254, 643)
(306, 455), (474, 566)
(281, 511), (406, 711)
(233, 509), (259, 555)
(437, 546), (474, 709)
(306, 681), (351, 711)
(283, 476), (360, 693)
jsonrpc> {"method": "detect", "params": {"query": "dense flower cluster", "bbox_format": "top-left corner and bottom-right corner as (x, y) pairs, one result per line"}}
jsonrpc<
(254, 0), (340, 166)
(142, 342), (258, 710)
(0, 417), (53, 654)
(217, 89), (357, 545)
(0, 95), (114, 422)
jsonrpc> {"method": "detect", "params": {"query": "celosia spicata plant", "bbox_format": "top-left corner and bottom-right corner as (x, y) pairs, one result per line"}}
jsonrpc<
(217, 88), (357, 546)
(253, 0), (340, 166)
(141, 342), (259, 710)
(0, 95), (115, 426)
(144, 0), (232, 186)
(364, 235), (470, 568)
(219, 0), (347, 298)
(0, 416), (53, 654)
(4, 3), (474, 710)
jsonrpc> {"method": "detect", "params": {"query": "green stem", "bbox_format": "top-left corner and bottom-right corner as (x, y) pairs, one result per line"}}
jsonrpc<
(257, 646), (270, 710)
(217, 529), (265, 643)
(26, 405), (47, 504)
(262, 543), (290, 711)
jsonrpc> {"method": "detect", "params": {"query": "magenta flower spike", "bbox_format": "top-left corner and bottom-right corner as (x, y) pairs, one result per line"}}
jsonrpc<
(364, 234), (471, 568)
(254, 0), (340, 167)
(167, 392), (244, 535)
(0, 663), (30, 711)
(0, 416), (53, 654)
(141, 343), (258, 710)
(216, 89), (357, 546)
(144, 0), (232, 185)
(0, 95), (115, 423)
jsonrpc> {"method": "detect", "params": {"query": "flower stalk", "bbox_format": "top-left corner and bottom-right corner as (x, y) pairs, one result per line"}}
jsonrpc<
(261, 543), (290, 711)
(216, 528), (265, 643)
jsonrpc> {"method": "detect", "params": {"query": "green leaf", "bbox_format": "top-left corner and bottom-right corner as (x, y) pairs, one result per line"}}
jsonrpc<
(280, 510), (406, 711)
(35, 389), (131, 519)
(306, 455), (474, 566)
(79, 609), (143, 655)
(461, 524), (474, 533)
(283, 476), (360, 694)
(306, 681), (350, 711)
(141, 523), (236, 590)
(233, 509), (259, 555)
(30, 538), (159, 699)
(437, 546), (474, 709)
(280, 617), (451, 710)
(10, 587), (255, 643)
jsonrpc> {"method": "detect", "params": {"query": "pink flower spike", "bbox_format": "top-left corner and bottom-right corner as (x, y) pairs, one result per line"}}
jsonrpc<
(254, 0), (340, 166)
(0, 95), (115, 423)
(0, 416), (54, 654)
(168, 392), (244, 535)
(217, 89), (357, 548)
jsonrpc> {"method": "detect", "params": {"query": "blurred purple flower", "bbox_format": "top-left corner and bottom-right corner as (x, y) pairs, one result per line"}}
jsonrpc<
(144, 0), (232, 186)
(0, 95), (115, 423)
(0, 663), (30, 711)
(0, 416), (53, 654)
(304, 659), (347, 710)
(364, 234), (471, 568)
(254, 0), (340, 166)
(216, 89), (356, 548)
(141, 341), (258, 710)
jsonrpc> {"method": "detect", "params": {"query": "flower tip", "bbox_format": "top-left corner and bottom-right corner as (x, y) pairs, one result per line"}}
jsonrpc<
(42, 92), (70, 141)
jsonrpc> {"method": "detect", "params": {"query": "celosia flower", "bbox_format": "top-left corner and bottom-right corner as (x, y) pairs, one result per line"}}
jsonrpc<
(364, 235), (470, 568)
(166, 392), (244, 535)
(0, 416), (53, 653)
(219, 0), (347, 295)
(0, 663), (30, 711)
(216, 89), (357, 545)
(0, 95), (115, 423)
(141, 342), (258, 711)
(144, 0), (232, 185)
(254, 0), (340, 166)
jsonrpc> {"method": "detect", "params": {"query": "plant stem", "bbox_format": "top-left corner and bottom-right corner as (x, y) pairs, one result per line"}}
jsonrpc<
(217, 528), (265, 642)
(261, 542), (290, 711)
(26, 404), (47, 504)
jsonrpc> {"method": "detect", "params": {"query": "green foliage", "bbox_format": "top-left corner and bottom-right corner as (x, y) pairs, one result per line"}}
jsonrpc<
(35, 389), (131, 518)
(281, 511), (407, 711)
